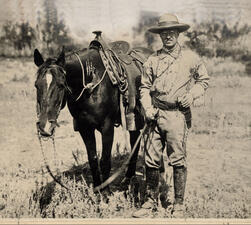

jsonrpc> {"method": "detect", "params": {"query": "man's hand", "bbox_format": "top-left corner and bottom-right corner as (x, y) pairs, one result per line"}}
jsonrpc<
(178, 93), (194, 108)
(145, 108), (158, 121)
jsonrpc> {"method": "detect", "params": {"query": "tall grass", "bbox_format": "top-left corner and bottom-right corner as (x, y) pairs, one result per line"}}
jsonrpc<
(0, 56), (250, 219)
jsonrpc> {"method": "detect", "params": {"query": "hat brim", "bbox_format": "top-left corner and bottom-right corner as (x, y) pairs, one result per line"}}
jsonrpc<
(148, 23), (190, 33)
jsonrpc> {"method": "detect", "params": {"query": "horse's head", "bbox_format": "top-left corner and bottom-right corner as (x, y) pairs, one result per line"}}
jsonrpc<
(34, 48), (68, 137)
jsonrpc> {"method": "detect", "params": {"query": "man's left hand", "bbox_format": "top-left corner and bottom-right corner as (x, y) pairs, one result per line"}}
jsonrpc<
(178, 93), (194, 108)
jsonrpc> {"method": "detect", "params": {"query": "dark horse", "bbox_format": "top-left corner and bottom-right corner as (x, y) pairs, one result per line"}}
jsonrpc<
(33, 43), (151, 195)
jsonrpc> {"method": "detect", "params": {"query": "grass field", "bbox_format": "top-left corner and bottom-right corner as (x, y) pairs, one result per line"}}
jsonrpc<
(0, 56), (250, 220)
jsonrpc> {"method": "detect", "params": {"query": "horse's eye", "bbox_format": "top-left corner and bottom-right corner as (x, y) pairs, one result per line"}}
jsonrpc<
(35, 80), (43, 90)
(34, 82), (38, 89)
(58, 82), (65, 89)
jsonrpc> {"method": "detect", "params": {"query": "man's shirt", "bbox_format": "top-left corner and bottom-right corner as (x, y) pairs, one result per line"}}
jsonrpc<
(140, 44), (209, 112)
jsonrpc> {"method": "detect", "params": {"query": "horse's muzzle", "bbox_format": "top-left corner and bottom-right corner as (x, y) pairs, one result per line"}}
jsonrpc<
(36, 120), (57, 137)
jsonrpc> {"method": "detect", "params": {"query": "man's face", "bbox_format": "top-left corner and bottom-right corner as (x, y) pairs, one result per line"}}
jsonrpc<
(160, 29), (179, 49)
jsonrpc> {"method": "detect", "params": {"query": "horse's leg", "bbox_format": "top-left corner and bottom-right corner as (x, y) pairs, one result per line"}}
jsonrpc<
(122, 130), (141, 203)
(100, 118), (114, 190)
(125, 130), (141, 179)
(78, 127), (102, 188)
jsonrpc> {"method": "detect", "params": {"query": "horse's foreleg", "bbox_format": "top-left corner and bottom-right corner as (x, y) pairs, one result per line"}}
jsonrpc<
(78, 128), (101, 188)
(100, 119), (114, 183)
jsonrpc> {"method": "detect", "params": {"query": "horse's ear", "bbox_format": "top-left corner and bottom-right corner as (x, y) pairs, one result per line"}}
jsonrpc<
(56, 46), (65, 67)
(34, 49), (44, 67)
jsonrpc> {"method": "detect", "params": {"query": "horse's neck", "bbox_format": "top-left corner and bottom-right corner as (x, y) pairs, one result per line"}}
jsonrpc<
(64, 50), (106, 97)
(65, 62), (83, 90)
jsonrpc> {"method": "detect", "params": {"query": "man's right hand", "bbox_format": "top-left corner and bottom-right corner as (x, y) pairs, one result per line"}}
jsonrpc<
(145, 108), (158, 121)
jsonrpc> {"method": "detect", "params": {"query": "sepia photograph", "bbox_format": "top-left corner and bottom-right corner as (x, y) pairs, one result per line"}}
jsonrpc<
(0, 0), (250, 224)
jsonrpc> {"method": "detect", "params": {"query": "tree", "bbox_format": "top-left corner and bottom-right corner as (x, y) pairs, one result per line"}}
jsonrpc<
(42, 0), (72, 53)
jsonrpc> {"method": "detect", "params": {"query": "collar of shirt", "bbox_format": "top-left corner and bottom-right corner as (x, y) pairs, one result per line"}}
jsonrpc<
(157, 44), (181, 60)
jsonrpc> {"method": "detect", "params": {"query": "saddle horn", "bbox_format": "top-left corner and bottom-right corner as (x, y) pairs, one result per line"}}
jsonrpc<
(93, 31), (102, 40)
(90, 30), (109, 50)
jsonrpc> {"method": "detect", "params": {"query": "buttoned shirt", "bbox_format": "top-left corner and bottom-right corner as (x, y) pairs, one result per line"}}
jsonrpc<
(140, 44), (209, 112)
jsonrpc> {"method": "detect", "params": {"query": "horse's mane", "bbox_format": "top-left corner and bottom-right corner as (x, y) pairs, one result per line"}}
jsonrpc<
(36, 58), (58, 77)
(65, 48), (88, 59)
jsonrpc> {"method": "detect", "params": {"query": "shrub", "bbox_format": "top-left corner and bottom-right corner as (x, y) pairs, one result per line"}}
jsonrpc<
(184, 21), (251, 62)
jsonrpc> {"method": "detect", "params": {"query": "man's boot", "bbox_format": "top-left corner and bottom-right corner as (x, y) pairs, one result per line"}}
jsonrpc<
(132, 167), (159, 218)
(172, 165), (187, 218)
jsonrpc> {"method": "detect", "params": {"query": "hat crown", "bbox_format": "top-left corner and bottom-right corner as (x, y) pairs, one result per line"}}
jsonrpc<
(158, 14), (179, 25)
(148, 13), (190, 33)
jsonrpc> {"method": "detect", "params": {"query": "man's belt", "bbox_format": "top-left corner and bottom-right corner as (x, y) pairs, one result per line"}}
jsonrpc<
(152, 95), (192, 129)
(152, 96), (179, 111)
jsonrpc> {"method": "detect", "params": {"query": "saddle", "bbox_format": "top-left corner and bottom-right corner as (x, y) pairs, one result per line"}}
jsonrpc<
(89, 31), (153, 130)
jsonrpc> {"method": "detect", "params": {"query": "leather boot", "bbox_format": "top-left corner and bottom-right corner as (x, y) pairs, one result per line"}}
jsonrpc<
(172, 166), (187, 218)
(132, 167), (159, 218)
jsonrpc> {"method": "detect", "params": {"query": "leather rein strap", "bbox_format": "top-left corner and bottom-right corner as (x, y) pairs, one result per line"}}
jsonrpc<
(74, 52), (107, 101)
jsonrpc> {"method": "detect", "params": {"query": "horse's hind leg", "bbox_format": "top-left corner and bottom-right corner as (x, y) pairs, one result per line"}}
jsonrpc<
(122, 130), (141, 203)
(125, 130), (141, 179)
(100, 119), (114, 184)
(122, 130), (141, 184)
(78, 127), (102, 188)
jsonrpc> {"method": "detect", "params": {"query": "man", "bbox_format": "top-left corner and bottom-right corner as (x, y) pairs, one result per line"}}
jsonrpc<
(133, 13), (209, 218)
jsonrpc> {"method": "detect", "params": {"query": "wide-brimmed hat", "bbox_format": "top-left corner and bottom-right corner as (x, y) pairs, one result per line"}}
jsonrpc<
(148, 13), (190, 34)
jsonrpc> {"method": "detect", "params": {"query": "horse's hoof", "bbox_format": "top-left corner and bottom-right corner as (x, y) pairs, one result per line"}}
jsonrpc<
(120, 177), (131, 199)
(121, 176), (140, 206)
(130, 176), (140, 207)
(102, 194), (109, 204)
(94, 192), (102, 205)
(102, 186), (113, 195)
(101, 186), (113, 204)
(121, 177), (131, 191)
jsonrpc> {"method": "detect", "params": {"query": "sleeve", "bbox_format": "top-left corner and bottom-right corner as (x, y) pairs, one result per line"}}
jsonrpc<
(189, 58), (210, 100)
(140, 58), (155, 112)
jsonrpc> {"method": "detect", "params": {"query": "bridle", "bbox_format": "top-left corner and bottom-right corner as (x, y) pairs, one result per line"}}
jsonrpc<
(36, 64), (69, 128)
(35, 63), (73, 190)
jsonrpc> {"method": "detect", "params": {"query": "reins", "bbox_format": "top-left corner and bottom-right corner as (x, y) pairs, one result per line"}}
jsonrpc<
(93, 123), (148, 192)
(37, 122), (149, 193)
(74, 52), (107, 101)
(37, 131), (70, 191)
(36, 64), (71, 190)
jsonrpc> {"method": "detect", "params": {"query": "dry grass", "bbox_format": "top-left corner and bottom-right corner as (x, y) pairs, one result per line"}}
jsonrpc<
(0, 57), (250, 219)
